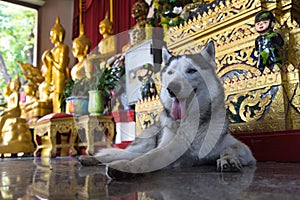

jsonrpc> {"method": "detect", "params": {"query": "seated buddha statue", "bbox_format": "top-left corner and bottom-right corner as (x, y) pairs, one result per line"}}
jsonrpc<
(71, 24), (91, 81)
(18, 56), (52, 122)
(0, 77), (34, 154)
(21, 80), (51, 123)
(0, 77), (21, 132)
(98, 13), (117, 57)
(43, 17), (70, 113)
(86, 13), (117, 75)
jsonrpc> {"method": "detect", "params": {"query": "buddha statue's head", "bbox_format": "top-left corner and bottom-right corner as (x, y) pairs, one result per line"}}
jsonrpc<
(99, 13), (114, 37)
(23, 82), (36, 97)
(132, 0), (149, 21)
(72, 24), (91, 59)
(10, 76), (21, 91)
(50, 16), (66, 44)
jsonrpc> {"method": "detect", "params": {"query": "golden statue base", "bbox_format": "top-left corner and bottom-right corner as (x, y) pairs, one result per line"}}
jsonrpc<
(0, 118), (34, 154)
(32, 113), (77, 157)
(75, 115), (115, 155)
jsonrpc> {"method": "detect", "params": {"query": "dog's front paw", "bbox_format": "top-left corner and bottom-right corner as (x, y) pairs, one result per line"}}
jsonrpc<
(106, 166), (138, 180)
(106, 160), (142, 180)
(78, 155), (101, 166)
(217, 155), (242, 172)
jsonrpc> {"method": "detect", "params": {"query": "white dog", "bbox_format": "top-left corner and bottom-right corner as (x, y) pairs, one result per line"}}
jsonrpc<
(79, 41), (256, 179)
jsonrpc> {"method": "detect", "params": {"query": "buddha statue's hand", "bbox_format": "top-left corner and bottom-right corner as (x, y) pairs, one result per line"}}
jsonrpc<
(45, 52), (54, 62)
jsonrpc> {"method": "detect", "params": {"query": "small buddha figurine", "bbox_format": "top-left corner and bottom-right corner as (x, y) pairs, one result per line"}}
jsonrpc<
(21, 81), (38, 119)
(254, 10), (284, 72)
(0, 77), (21, 132)
(43, 16), (70, 113)
(23, 82), (38, 103)
(71, 24), (91, 81)
(122, 0), (149, 51)
(129, 0), (149, 46)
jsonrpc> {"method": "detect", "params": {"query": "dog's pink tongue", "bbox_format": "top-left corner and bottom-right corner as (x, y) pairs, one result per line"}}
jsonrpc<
(171, 99), (186, 120)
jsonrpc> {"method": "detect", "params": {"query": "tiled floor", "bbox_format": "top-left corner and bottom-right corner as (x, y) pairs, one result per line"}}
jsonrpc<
(0, 157), (300, 200)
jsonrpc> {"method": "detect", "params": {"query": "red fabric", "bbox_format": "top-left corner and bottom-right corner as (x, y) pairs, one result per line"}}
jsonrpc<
(112, 110), (135, 122)
(37, 113), (73, 122)
(114, 141), (132, 149)
(73, 0), (137, 51)
(233, 130), (300, 162)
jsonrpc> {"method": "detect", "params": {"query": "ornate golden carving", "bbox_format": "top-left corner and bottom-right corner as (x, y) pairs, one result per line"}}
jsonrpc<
(167, 0), (262, 55)
(166, 0), (300, 133)
(75, 115), (114, 155)
(227, 86), (272, 123)
(135, 95), (163, 135)
(33, 116), (77, 157)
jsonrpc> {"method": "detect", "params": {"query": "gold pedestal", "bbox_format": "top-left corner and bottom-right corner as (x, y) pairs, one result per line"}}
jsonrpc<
(0, 118), (34, 154)
(75, 115), (115, 155)
(32, 115), (77, 157)
(24, 102), (52, 124)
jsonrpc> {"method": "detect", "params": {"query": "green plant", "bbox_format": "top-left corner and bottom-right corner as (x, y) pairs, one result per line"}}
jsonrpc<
(90, 59), (125, 99)
(149, 0), (188, 27)
(60, 77), (91, 110)
(0, 2), (37, 91)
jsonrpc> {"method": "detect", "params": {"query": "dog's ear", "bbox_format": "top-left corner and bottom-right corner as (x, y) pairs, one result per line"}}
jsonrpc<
(204, 40), (215, 58)
(202, 40), (215, 59)
(162, 46), (172, 64)
(199, 40), (216, 69)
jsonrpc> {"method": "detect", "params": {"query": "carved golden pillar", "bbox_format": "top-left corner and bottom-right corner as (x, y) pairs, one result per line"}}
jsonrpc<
(75, 115), (114, 155)
(32, 114), (77, 157)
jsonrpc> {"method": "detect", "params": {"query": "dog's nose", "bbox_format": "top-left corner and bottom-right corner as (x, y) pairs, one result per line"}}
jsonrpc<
(167, 83), (181, 97)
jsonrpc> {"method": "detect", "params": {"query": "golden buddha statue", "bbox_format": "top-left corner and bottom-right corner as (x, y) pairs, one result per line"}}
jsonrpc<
(86, 13), (117, 75)
(0, 77), (34, 154)
(97, 12), (117, 58)
(71, 24), (91, 81)
(0, 77), (21, 132)
(21, 80), (52, 123)
(43, 16), (70, 113)
(39, 50), (53, 102)
(18, 50), (53, 123)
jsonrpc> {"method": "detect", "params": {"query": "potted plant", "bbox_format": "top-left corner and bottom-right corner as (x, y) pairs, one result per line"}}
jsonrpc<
(62, 77), (90, 116)
(88, 59), (125, 116)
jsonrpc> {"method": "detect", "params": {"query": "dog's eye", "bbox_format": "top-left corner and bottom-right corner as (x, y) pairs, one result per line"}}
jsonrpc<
(167, 70), (173, 75)
(186, 68), (197, 74)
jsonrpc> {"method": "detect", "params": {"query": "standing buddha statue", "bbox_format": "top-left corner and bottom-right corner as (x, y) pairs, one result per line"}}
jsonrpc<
(43, 17), (70, 113)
